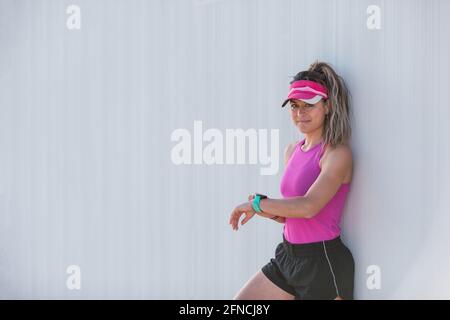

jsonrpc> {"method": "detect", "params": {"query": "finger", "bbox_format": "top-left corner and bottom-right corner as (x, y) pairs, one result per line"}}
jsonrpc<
(234, 213), (240, 230)
(229, 209), (238, 225)
(235, 212), (242, 230)
(230, 212), (236, 228)
(241, 214), (252, 225)
(231, 210), (239, 230)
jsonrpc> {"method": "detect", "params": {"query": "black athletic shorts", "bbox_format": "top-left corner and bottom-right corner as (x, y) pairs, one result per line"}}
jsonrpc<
(261, 234), (355, 300)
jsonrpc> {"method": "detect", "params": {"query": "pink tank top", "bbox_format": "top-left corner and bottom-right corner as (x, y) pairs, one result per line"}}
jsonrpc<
(280, 138), (350, 244)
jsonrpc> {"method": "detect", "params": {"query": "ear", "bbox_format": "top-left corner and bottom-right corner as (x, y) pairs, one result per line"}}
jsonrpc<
(324, 100), (330, 114)
(327, 99), (333, 112)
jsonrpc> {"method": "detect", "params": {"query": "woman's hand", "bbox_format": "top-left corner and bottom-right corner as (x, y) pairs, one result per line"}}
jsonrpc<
(247, 194), (278, 219)
(229, 200), (256, 231)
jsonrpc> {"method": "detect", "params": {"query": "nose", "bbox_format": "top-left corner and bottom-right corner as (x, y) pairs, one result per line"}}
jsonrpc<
(297, 108), (307, 116)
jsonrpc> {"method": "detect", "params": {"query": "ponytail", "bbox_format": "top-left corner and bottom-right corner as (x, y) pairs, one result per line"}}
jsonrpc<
(307, 60), (352, 149)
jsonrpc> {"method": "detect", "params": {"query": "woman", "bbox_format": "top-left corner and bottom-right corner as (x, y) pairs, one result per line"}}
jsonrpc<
(229, 61), (355, 300)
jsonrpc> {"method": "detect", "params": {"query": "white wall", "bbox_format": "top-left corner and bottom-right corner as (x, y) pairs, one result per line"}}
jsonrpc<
(0, 0), (449, 299)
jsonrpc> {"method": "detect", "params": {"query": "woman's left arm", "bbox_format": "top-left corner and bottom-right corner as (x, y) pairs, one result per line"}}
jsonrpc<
(260, 146), (352, 219)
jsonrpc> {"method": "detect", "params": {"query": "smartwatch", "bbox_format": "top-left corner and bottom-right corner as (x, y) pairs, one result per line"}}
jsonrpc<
(252, 193), (268, 213)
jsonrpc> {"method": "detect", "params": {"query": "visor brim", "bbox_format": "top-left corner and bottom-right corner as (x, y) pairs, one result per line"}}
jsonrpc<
(281, 95), (324, 107)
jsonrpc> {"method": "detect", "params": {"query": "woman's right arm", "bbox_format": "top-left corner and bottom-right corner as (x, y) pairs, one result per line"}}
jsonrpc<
(270, 215), (286, 223)
(248, 195), (284, 223)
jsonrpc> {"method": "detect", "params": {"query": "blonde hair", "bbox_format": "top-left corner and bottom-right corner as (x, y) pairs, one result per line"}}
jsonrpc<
(290, 60), (352, 151)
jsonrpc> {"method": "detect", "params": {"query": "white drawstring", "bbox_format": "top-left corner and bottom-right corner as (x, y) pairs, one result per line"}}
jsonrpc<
(322, 241), (340, 298)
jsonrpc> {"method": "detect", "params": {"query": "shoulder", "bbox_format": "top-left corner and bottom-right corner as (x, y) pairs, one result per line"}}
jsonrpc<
(320, 143), (353, 169)
(326, 143), (352, 158)
(284, 141), (298, 165)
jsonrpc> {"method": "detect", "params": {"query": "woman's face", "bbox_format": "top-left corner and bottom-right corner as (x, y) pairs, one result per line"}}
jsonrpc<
(288, 99), (328, 134)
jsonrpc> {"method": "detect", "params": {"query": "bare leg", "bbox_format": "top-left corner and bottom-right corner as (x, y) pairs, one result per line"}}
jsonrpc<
(334, 296), (344, 300)
(233, 270), (295, 300)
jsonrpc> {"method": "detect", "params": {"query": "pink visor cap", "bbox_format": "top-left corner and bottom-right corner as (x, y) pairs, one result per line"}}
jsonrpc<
(281, 80), (328, 107)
